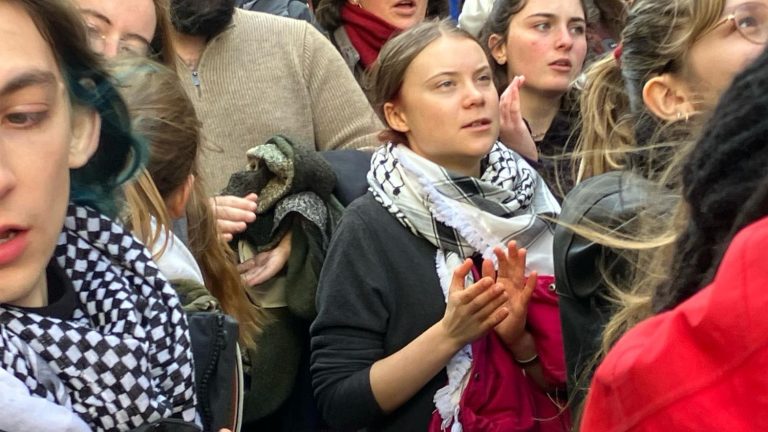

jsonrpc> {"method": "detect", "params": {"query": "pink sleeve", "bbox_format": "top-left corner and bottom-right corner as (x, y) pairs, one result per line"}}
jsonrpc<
(526, 275), (567, 385)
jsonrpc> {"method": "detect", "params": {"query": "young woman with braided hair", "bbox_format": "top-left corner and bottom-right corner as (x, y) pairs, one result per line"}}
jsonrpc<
(580, 43), (768, 432)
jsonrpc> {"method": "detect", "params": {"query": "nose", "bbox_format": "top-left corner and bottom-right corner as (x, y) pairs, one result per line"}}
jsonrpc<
(0, 145), (17, 199)
(555, 25), (574, 50)
(101, 36), (120, 58)
(463, 81), (486, 108)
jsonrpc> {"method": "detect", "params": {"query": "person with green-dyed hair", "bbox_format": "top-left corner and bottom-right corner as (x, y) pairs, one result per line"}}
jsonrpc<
(0, 1), (199, 430)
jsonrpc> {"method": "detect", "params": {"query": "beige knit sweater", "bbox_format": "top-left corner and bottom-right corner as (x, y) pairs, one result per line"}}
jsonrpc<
(176, 10), (382, 194)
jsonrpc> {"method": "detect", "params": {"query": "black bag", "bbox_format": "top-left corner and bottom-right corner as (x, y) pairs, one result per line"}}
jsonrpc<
(187, 312), (243, 432)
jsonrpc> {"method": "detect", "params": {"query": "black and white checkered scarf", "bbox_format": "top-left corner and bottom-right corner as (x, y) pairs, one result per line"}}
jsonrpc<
(368, 142), (560, 431)
(0, 205), (199, 432)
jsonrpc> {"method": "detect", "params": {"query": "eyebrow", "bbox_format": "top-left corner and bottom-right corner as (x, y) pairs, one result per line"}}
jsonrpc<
(80, 8), (152, 46)
(526, 12), (586, 23)
(0, 70), (57, 97)
(424, 64), (492, 82)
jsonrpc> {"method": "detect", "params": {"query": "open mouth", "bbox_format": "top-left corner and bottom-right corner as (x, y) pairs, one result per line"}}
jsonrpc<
(462, 118), (492, 129)
(549, 59), (572, 68)
(393, 0), (416, 11)
(0, 230), (19, 245)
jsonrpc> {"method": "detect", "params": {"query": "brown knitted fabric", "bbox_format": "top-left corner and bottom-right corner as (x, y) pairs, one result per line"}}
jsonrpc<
(176, 9), (382, 195)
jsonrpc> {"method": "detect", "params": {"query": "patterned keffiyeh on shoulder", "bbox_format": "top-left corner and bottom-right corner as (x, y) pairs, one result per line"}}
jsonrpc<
(0, 205), (199, 432)
(368, 142), (560, 431)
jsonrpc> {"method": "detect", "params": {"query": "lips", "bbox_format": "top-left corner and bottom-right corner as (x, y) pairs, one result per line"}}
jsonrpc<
(462, 118), (492, 129)
(549, 59), (573, 71)
(393, 0), (416, 12)
(0, 227), (28, 266)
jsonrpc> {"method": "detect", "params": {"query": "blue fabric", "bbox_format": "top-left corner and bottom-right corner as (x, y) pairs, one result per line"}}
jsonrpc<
(449, 0), (461, 19)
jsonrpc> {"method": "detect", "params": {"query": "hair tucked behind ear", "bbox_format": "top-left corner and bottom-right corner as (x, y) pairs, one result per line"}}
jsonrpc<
(113, 56), (264, 348)
(17, 0), (147, 217)
(573, 0), (724, 182)
(652, 47), (768, 312)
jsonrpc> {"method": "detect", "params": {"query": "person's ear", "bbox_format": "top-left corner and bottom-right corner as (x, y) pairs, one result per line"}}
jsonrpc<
(166, 174), (195, 219)
(642, 74), (696, 122)
(383, 101), (410, 134)
(68, 106), (101, 169)
(488, 34), (507, 65)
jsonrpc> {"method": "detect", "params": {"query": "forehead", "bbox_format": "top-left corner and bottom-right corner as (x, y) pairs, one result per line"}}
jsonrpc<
(406, 36), (489, 80)
(75, 0), (157, 35)
(0, 2), (63, 88)
(515, 0), (585, 18)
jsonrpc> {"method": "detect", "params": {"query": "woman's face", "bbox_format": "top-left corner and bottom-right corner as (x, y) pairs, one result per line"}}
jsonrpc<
(355, 0), (427, 29)
(491, 0), (587, 96)
(75, 0), (157, 57)
(0, 2), (98, 307)
(682, 0), (768, 109)
(384, 35), (499, 177)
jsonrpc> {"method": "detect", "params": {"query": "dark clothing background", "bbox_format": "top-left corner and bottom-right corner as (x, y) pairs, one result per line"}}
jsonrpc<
(311, 193), (448, 431)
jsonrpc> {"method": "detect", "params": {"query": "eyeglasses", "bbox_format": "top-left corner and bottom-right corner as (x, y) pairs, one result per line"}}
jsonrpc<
(85, 23), (151, 57)
(703, 2), (768, 44)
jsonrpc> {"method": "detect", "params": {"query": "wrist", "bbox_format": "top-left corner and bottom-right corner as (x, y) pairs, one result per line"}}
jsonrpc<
(434, 320), (467, 354)
(507, 331), (535, 359)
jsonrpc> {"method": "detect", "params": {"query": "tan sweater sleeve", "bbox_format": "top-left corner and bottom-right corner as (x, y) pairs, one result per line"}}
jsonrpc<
(300, 23), (383, 151)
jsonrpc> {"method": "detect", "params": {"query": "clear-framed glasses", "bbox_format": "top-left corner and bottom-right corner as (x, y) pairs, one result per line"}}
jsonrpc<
(706, 1), (768, 44)
(85, 22), (151, 57)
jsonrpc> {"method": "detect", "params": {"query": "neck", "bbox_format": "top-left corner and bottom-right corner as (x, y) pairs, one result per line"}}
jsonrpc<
(171, 30), (207, 71)
(519, 88), (563, 140)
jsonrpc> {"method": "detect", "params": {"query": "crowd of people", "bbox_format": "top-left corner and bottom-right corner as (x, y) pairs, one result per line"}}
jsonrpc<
(0, 0), (767, 431)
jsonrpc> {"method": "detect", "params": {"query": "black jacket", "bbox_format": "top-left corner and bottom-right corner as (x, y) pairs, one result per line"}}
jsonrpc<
(553, 171), (676, 406)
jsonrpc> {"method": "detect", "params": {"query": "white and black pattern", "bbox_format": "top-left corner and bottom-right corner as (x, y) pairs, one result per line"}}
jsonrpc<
(367, 142), (560, 431)
(0, 205), (199, 432)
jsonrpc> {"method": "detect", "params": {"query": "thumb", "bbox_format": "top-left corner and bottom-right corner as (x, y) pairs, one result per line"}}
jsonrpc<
(449, 259), (474, 295)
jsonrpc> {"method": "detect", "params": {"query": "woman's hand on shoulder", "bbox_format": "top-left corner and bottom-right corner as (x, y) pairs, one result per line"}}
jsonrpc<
(440, 259), (509, 349)
(499, 76), (539, 161)
(485, 241), (537, 347)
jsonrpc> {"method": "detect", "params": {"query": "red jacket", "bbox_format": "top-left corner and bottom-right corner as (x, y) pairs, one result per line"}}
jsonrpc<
(581, 216), (768, 431)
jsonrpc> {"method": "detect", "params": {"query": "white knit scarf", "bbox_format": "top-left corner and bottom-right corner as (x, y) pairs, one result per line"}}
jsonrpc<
(0, 205), (199, 431)
(368, 142), (560, 431)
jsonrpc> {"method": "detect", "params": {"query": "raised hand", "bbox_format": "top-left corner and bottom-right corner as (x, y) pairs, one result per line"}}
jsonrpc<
(499, 75), (538, 161)
(482, 241), (537, 347)
(440, 259), (510, 349)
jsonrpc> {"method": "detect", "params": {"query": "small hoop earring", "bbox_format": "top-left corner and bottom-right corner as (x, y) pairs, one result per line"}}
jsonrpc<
(676, 111), (690, 122)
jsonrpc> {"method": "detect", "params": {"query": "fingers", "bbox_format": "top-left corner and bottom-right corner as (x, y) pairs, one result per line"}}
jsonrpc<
(216, 219), (247, 238)
(212, 194), (258, 239)
(449, 259), (474, 295)
(481, 257), (495, 280)
(213, 194), (258, 210)
(522, 271), (537, 305)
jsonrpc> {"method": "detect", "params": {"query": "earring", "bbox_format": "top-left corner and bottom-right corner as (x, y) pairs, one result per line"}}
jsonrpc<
(676, 111), (689, 122)
(351, 0), (362, 7)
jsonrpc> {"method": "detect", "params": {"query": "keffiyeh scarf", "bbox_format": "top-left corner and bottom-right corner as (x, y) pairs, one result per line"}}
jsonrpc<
(0, 205), (199, 431)
(368, 143), (560, 431)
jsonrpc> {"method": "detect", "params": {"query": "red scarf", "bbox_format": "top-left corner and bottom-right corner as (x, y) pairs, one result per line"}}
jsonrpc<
(341, 3), (400, 69)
